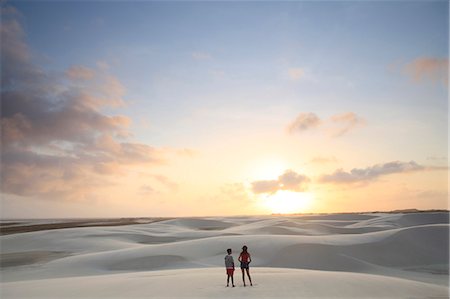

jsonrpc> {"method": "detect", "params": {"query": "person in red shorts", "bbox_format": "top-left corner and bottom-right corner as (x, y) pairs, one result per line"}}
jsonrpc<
(238, 245), (252, 286)
(224, 248), (235, 287)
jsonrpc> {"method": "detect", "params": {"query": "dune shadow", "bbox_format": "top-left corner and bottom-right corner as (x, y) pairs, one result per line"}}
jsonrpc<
(107, 255), (191, 271)
(0, 251), (71, 268)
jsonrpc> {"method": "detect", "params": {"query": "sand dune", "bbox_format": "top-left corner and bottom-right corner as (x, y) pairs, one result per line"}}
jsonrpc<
(2, 268), (448, 299)
(1, 212), (448, 298)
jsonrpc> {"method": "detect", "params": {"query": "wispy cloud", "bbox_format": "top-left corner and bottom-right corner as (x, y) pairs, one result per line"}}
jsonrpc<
(0, 8), (168, 200)
(251, 170), (310, 194)
(329, 112), (366, 137)
(286, 113), (321, 133)
(401, 57), (448, 87)
(65, 65), (95, 80)
(387, 56), (449, 87)
(319, 161), (427, 184)
(287, 112), (365, 137)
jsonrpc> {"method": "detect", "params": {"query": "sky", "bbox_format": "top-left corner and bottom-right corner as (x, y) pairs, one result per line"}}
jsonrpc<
(1, 1), (448, 218)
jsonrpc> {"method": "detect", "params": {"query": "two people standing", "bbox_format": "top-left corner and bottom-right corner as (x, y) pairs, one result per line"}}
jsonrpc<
(224, 245), (253, 287)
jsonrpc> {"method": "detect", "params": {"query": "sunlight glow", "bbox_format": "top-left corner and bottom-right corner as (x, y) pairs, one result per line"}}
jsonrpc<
(261, 191), (314, 214)
(247, 158), (288, 180)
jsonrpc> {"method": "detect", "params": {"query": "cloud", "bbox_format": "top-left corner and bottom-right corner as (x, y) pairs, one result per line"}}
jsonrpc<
(65, 65), (95, 80)
(278, 170), (310, 192)
(403, 57), (448, 86)
(288, 68), (305, 80)
(286, 113), (321, 134)
(287, 112), (365, 136)
(251, 170), (310, 194)
(319, 161), (426, 184)
(0, 7), (167, 200)
(251, 180), (280, 194)
(329, 112), (366, 137)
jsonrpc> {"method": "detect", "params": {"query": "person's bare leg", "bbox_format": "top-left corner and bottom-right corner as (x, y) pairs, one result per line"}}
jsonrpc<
(246, 269), (252, 286)
(227, 274), (230, 286)
(241, 269), (246, 286)
(231, 274), (235, 287)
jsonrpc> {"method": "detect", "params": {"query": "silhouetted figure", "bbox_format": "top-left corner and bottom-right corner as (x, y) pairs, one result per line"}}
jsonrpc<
(238, 245), (252, 286)
(224, 248), (235, 287)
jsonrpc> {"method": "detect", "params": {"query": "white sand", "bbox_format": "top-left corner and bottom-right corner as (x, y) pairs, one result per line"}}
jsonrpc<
(2, 268), (448, 299)
(1, 213), (449, 298)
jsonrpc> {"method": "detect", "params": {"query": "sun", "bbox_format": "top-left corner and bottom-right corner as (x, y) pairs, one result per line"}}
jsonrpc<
(261, 191), (313, 214)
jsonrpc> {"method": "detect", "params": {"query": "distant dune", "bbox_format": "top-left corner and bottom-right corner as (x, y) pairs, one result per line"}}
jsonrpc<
(1, 212), (448, 298)
(0, 218), (170, 235)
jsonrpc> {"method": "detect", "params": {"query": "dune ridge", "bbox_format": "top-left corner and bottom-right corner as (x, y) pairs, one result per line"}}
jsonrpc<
(1, 212), (448, 298)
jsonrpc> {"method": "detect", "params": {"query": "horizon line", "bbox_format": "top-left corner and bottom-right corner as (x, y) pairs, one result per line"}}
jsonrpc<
(1, 208), (449, 221)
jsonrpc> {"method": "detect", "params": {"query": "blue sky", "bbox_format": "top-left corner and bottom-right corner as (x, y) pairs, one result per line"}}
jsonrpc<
(1, 1), (448, 217)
